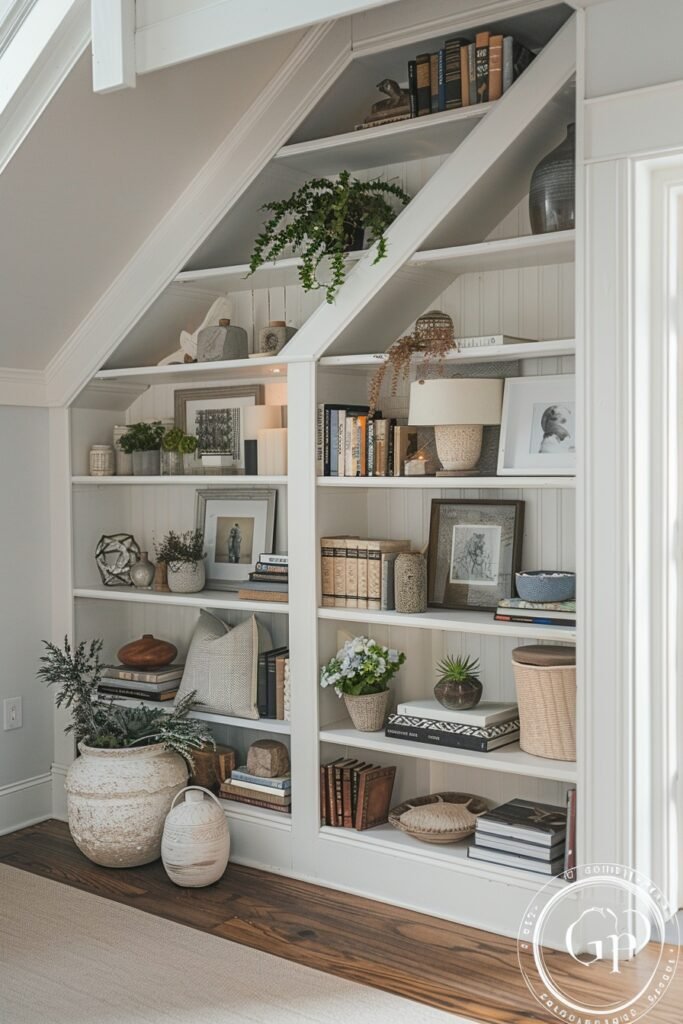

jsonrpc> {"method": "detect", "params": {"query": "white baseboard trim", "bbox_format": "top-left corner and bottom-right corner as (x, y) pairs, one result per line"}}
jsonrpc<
(0, 772), (52, 835)
(51, 763), (68, 821)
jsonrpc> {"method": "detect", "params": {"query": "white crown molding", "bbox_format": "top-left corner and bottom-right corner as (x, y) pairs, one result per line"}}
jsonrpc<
(585, 80), (683, 164)
(0, 366), (47, 406)
(45, 18), (354, 408)
(0, 771), (52, 836)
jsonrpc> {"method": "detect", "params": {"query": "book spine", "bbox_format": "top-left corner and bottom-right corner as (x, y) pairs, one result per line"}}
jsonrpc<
(336, 410), (346, 477)
(385, 724), (495, 752)
(494, 614), (575, 627)
(407, 60), (417, 117)
(460, 45), (470, 107)
(475, 32), (490, 103)
(345, 539), (359, 608)
(356, 539), (368, 610)
(257, 652), (268, 716)
(502, 36), (513, 92)
(333, 540), (348, 608)
(437, 48), (446, 111)
(344, 416), (355, 477)
(283, 658), (291, 722)
(444, 38), (464, 109)
(316, 403), (325, 476)
(468, 43), (476, 105)
(103, 669), (182, 684)
(367, 543), (381, 610)
(334, 764), (344, 824)
(374, 420), (387, 476)
(386, 418), (396, 477)
(380, 552), (397, 612)
(415, 53), (431, 115)
(98, 687), (176, 702)
(488, 34), (503, 101)
(429, 52), (439, 113)
(342, 764), (355, 828)
(367, 417), (375, 477)
(266, 653), (277, 719)
(358, 415), (367, 477)
(275, 655), (286, 721)
(320, 765), (328, 826)
(457, 335), (503, 348)
(320, 538), (335, 607)
(564, 788), (577, 880)
(228, 779), (290, 799)
(323, 406), (331, 476)
(230, 771), (290, 790)
(219, 794), (290, 814)
(253, 563), (288, 575)
(258, 553), (288, 565)
(326, 764), (338, 827)
(329, 409), (339, 476)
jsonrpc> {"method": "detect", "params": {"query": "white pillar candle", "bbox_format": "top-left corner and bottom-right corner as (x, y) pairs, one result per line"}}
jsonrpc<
(244, 404), (282, 440)
(257, 427), (288, 476)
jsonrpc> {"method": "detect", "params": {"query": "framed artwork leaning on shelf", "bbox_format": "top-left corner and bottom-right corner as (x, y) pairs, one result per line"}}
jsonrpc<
(195, 487), (277, 590)
(174, 384), (265, 474)
(497, 374), (576, 475)
(427, 499), (525, 611)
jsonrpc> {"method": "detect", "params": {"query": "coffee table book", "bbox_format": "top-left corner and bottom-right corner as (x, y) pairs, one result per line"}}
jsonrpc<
(395, 699), (518, 727)
(467, 845), (565, 875)
(475, 798), (567, 846)
(385, 714), (520, 752)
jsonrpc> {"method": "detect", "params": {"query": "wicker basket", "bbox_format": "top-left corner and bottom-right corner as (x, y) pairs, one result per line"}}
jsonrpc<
(512, 648), (576, 761)
(343, 690), (391, 732)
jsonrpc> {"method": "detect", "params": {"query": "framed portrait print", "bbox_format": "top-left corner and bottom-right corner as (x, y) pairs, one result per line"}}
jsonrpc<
(175, 385), (265, 473)
(497, 375), (576, 476)
(427, 499), (525, 611)
(195, 488), (277, 590)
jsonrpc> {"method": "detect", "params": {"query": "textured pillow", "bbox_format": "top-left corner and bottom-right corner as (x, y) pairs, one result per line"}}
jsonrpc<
(177, 611), (272, 719)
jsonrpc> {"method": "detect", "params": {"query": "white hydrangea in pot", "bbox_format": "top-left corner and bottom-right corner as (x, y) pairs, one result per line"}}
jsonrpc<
(154, 529), (206, 594)
(320, 636), (406, 732)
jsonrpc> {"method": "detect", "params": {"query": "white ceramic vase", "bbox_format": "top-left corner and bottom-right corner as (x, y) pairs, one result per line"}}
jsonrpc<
(161, 786), (230, 887)
(167, 560), (206, 593)
(65, 742), (187, 868)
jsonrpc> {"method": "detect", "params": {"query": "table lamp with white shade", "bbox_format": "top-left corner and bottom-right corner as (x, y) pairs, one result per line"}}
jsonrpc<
(408, 378), (503, 475)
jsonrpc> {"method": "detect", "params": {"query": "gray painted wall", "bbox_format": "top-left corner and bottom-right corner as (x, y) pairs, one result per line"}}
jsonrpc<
(585, 0), (683, 98)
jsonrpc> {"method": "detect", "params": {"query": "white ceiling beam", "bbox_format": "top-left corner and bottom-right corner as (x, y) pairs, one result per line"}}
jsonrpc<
(91, 0), (135, 92)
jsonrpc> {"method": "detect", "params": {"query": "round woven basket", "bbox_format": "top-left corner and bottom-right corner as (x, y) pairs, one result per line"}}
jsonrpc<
(388, 792), (489, 844)
(512, 651), (576, 761)
(343, 690), (391, 732)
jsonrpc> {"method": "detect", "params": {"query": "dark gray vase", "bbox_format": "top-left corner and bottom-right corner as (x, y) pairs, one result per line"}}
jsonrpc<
(529, 123), (575, 234)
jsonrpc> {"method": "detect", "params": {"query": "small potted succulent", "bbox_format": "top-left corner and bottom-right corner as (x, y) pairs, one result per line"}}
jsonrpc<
(248, 170), (410, 303)
(154, 529), (206, 594)
(433, 655), (483, 710)
(119, 421), (166, 476)
(160, 428), (198, 476)
(320, 635), (406, 732)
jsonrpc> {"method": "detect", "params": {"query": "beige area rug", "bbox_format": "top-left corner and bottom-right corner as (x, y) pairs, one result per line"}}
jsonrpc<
(0, 864), (470, 1024)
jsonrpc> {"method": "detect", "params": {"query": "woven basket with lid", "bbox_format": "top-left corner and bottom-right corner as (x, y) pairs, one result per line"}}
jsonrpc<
(512, 645), (576, 761)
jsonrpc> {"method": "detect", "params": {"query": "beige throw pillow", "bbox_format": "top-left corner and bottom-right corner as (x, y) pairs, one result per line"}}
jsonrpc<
(177, 611), (272, 719)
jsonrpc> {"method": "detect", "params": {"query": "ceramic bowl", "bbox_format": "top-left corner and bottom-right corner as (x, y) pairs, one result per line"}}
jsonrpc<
(515, 570), (576, 603)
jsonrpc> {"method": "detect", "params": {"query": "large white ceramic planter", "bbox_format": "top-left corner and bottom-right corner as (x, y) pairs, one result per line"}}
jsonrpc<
(65, 742), (187, 868)
(162, 786), (230, 887)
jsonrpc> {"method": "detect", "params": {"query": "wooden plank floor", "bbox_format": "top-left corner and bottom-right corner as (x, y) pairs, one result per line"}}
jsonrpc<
(0, 820), (681, 1023)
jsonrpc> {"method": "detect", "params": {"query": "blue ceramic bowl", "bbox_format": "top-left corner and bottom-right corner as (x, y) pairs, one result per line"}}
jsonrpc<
(515, 571), (576, 603)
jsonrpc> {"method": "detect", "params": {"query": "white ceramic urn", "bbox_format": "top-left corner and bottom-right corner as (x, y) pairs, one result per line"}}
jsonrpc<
(161, 786), (230, 887)
(65, 742), (187, 868)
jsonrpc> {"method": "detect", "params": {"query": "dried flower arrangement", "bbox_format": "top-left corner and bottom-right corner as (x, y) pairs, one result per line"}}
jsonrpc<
(368, 310), (458, 414)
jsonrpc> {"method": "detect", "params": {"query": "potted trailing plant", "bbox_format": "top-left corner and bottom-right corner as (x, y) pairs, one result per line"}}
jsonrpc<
(154, 529), (206, 594)
(368, 310), (457, 414)
(248, 170), (410, 303)
(160, 427), (198, 476)
(119, 421), (166, 476)
(433, 655), (483, 710)
(38, 637), (213, 868)
(320, 635), (406, 732)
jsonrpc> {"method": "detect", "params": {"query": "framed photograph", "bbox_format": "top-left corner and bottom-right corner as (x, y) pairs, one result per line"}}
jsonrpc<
(427, 499), (525, 611)
(174, 385), (265, 473)
(195, 488), (277, 590)
(497, 375), (576, 476)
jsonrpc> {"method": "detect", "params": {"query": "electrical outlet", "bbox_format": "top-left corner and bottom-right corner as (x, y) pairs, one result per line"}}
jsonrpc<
(3, 697), (22, 730)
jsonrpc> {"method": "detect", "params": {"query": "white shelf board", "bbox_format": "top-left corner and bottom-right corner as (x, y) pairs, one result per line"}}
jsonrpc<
(275, 105), (490, 176)
(319, 338), (575, 370)
(409, 230), (575, 275)
(319, 824), (566, 887)
(75, 585), (289, 615)
(320, 722), (576, 783)
(94, 356), (288, 388)
(317, 475), (575, 490)
(73, 475), (287, 487)
(219, 798), (292, 828)
(318, 606), (575, 642)
(173, 250), (363, 294)
(108, 697), (291, 734)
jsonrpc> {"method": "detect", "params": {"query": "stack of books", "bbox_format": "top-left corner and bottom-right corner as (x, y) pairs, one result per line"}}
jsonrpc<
(316, 404), (421, 478)
(238, 552), (288, 603)
(220, 765), (291, 815)
(495, 597), (576, 628)
(257, 646), (290, 721)
(98, 664), (184, 702)
(321, 759), (396, 831)
(320, 536), (411, 609)
(468, 798), (568, 875)
(386, 700), (520, 752)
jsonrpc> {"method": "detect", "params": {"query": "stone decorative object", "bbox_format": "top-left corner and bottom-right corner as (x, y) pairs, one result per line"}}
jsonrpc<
(113, 426), (133, 475)
(152, 561), (170, 593)
(343, 690), (391, 732)
(189, 744), (237, 792)
(256, 321), (297, 356)
(197, 319), (248, 362)
(132, 450), (161, 476)
(118, 634), (178, 668)
(361, 79), (411, 127)
(167, 560), (206, 594)
(515, 570), (576, 603)
(95, 533), (140, 587)
(529, 123), (575, 234)
(130, 552), (156, 590)
(161, 786), (230, 887)
(65, 742), (187, 867)
(89, 445), (115, 476)
(394, 552), (427, 614)
(389, 793), (489, 845)
(246, 739), (289, 779)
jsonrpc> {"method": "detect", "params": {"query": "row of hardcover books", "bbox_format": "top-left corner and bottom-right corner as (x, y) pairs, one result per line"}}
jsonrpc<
(468, 794), (576, 878)
(316, 403), (418, 478)
(219, 764), (291, 815)
(386, 699), (520, 753)
(321, 536), (410, 610)
(257, 646), (290, 721)
(320, 759), (396, 830)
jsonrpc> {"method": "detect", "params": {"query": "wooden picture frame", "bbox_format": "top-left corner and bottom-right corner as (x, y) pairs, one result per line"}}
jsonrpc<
(195, 487), (277, 590)
(427, 499), (525, 611)
(174, 384), (265, 473)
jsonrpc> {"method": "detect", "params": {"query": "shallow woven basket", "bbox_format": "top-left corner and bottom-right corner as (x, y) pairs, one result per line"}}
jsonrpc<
(512, 660), (576, 761)
(388, 792), (489, 844)
(343, 690), (391, 732)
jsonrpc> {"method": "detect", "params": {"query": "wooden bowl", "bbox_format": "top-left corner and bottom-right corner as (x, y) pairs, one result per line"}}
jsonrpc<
(388, 791), (490, 844)
(117, 634), (178, 668)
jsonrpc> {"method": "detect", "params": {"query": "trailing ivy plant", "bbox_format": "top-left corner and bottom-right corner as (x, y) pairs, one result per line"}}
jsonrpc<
(119, 421), (166, 454)
(248, 171), (410, 303)
(154, 529), (206, 569)
(38, 637), (213, 767)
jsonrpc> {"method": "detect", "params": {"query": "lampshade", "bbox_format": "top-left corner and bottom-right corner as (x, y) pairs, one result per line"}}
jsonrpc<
(244, 404), (282, 440)
(408, 379), (503, 426)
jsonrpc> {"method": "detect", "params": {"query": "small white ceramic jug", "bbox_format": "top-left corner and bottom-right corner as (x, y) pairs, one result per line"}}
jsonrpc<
(161, 786), (230, 887)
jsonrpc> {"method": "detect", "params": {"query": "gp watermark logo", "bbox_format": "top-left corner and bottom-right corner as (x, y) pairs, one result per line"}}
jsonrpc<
(517, 863), (679, 1023)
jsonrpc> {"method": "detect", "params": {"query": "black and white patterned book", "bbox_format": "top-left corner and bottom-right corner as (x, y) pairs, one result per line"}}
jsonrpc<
(385, 714), (520, 752)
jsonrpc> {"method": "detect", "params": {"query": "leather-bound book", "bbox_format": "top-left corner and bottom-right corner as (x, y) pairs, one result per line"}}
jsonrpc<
(354, 765), (397, 830)
(488, 34), (503, 101)
(415, 53), (431, 115)
(475, 32), (490, 103)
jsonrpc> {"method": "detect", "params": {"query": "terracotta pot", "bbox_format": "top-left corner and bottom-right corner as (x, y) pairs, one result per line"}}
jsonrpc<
(65, 743), (187, 868)
(162, 786), (230, 887)
(117, 634), (177, 668)
(343, 689), (391, 732)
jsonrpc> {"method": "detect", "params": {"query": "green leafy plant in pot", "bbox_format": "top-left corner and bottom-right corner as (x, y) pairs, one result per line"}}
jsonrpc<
(160, 428), (198, 476)
(154, 529), (206, 594)
(248, 171), (410, 303)
(320, 635), (406, 732)
(119, 421), (166, 477)
(38, 637), (213, 868)
(433, 655), (482, 710)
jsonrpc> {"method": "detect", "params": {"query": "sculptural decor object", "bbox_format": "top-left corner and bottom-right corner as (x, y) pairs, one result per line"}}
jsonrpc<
(529, 123), (575, 234)
(196, 319), (248, 362)
(255, 321), (297, 357)
(95, 534), (140, 587)
(359, 79), (411, 129)
(118, 634), (178, 669)
(130, 552), (156, 589)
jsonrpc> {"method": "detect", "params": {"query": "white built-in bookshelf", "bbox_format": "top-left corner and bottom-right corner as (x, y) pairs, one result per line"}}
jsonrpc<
(63, 0), (581, 936)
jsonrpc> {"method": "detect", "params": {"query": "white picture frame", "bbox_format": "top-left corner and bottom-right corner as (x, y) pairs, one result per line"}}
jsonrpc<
(195, 487), (277, 590)
(497, 374), (576, 476)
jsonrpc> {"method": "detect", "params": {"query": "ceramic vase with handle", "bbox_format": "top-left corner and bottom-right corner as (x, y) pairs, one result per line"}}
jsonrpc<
(161, 786), (230, 887)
